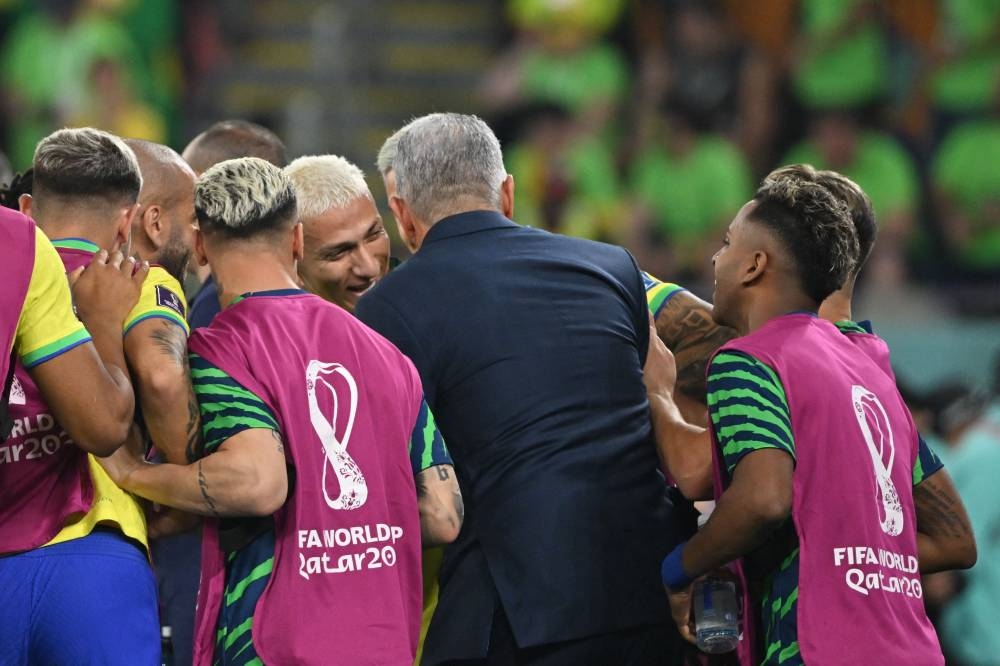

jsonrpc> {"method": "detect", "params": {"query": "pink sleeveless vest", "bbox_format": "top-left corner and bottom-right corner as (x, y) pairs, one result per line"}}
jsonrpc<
(713, 314), (942, 665)
(0, 209), (33, 390)
(189, 292), (424, 666)
(0, 242), (96, 554)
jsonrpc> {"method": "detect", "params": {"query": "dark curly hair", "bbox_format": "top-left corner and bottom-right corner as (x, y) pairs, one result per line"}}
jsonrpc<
(750, 169), (859, 303)
(0, 168), (32, 211)
(763, 164), (876, 275)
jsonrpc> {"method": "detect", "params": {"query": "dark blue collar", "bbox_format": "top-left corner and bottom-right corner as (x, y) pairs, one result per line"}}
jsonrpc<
(230, 288), (307, 305)
(422, 210), (519, 246)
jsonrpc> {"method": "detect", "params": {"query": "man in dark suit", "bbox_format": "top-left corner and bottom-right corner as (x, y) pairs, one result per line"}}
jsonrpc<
(356, 113), (693, 666)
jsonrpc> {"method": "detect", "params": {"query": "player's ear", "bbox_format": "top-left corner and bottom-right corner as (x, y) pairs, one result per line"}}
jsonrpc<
(116, 203), (140, 248)
(18, 193), (32, 216)
(390, 196), (421, 254)
(194, 227), (209, 267)
(742, 250), (768, 286)
(139, 204), (165, 250)
(500, 174), (514, 219)
(292, 222), (305, 262)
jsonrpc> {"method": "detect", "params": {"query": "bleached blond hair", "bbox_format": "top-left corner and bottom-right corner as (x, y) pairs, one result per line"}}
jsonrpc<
(194, 157), (296, 237)
(284, 155), (372, 221)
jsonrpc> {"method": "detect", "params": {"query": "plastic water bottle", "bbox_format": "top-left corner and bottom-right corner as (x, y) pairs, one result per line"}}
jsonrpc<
(692, 577), (739, 653)
(161, 625), (175, 666)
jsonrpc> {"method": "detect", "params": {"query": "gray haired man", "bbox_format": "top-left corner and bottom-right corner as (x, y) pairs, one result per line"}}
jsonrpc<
(357, 113), (690, 665)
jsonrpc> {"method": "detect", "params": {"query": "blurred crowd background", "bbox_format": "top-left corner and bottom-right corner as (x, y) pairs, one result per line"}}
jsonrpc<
(0, 1), (997, 663)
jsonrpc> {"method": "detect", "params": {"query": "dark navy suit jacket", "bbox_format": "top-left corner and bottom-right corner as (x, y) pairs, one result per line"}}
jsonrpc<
(356, 211), (693, 662)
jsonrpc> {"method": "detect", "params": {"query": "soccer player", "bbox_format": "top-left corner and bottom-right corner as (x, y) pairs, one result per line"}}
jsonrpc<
(653, 173), (972, 665)
(286, 153), (462, 664)
(121, 139), (200, 466)
(181, 119), (288, 330)
(0, 131), (157, 664)
(100, 157), (428, 665)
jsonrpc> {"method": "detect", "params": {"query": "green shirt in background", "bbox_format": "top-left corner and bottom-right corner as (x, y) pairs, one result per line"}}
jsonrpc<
(932, 120), (1000, 270)
(931, 0), (1000, 112)
(519, 43), (628, 113)
(793, 0), (888, 108)
(630, 136), (751, 242)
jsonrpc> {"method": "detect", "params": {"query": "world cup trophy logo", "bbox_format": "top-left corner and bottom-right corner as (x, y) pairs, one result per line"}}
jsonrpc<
(851, 385), (903, 536)
(306, 360), (367, 510)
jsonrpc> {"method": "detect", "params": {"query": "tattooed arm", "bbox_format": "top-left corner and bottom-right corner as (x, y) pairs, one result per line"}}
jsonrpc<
(914, 469), (977, 573)
(415, 464), (463, 547)
(654, 291), (736, 403)
(124, 318), (202, 464)
(105, 428), (288, 518)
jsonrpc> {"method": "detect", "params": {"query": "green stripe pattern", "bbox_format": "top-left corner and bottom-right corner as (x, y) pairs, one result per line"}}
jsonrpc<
(190, 354), (279, 455)
(409, 399), (452, 473)
(50, 237), (100, 253)
(707, 351), (794, 476)
(190, 352), (279, 665)
(707, 351), (801, 665)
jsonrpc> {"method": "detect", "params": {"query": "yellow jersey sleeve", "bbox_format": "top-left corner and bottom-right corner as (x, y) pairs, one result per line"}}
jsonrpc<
(15, 228), (92, 368)
(641, 271), (685, 319)
(123, 266), (190, 336)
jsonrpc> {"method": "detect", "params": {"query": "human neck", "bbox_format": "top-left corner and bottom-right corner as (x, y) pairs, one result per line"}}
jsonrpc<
(745, 290), (818, 335)
(211, 255), (301, 309)
(37, 219), (113, 249)
(818, 288), (853, 324)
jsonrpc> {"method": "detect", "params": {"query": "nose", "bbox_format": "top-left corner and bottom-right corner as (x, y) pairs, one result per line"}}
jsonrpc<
(353, 245), (380, 279)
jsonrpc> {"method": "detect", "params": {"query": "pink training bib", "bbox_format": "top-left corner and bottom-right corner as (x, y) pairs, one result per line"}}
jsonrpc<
(189, 292), (424, 666)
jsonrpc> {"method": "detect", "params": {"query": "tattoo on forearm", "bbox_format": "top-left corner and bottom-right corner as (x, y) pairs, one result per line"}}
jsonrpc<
(184, 388), (203, 464)
(436, 466), (449, 481)
(656, 294), (737, 400)
(198, 460), (220, 518)
(271, 430), (284, 455)
(914, 476), (972, 540)
(150, 321), (188, 365)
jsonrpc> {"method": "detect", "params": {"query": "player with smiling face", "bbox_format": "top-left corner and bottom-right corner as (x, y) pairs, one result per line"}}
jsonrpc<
(284, 155), (390, 312)
(649, 173), (971, 666)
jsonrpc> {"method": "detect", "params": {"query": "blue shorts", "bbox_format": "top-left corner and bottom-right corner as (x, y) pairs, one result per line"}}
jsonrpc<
(0, 528), (160, 665)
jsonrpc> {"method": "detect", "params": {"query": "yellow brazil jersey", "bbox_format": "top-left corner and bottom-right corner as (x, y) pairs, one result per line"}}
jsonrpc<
(13, 228), (92, 368)
(45, 241), (190, 552)
(123, 265), (190, 336)
(642, 271), (685, 319)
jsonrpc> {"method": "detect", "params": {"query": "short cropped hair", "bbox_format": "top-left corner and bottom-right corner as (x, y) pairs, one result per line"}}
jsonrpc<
(376, 127), (403, 176)
(764, 164), (877, 274)
(284, 155), (372, 221)
(33, 128), (142, 205)
(750, 172), (859, 303)
(392, 113), (507, 224)
(194, 157), (296, 239)
(184, 120), (287, 174)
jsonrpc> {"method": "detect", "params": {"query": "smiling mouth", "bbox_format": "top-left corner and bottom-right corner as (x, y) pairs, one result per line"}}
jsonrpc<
(346, 281), (376, 296)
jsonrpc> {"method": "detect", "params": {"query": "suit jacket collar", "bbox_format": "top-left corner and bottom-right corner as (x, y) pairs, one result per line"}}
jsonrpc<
(422, 210), (519, 246)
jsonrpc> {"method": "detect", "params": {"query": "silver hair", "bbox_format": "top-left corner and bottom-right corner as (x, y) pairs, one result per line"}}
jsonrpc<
(33, 127), (142, 202)
(376, 127), (403, 176)
(284, 155), (372, 221)
(194, 157), (296, 234)
(392, 113), (507, 224)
